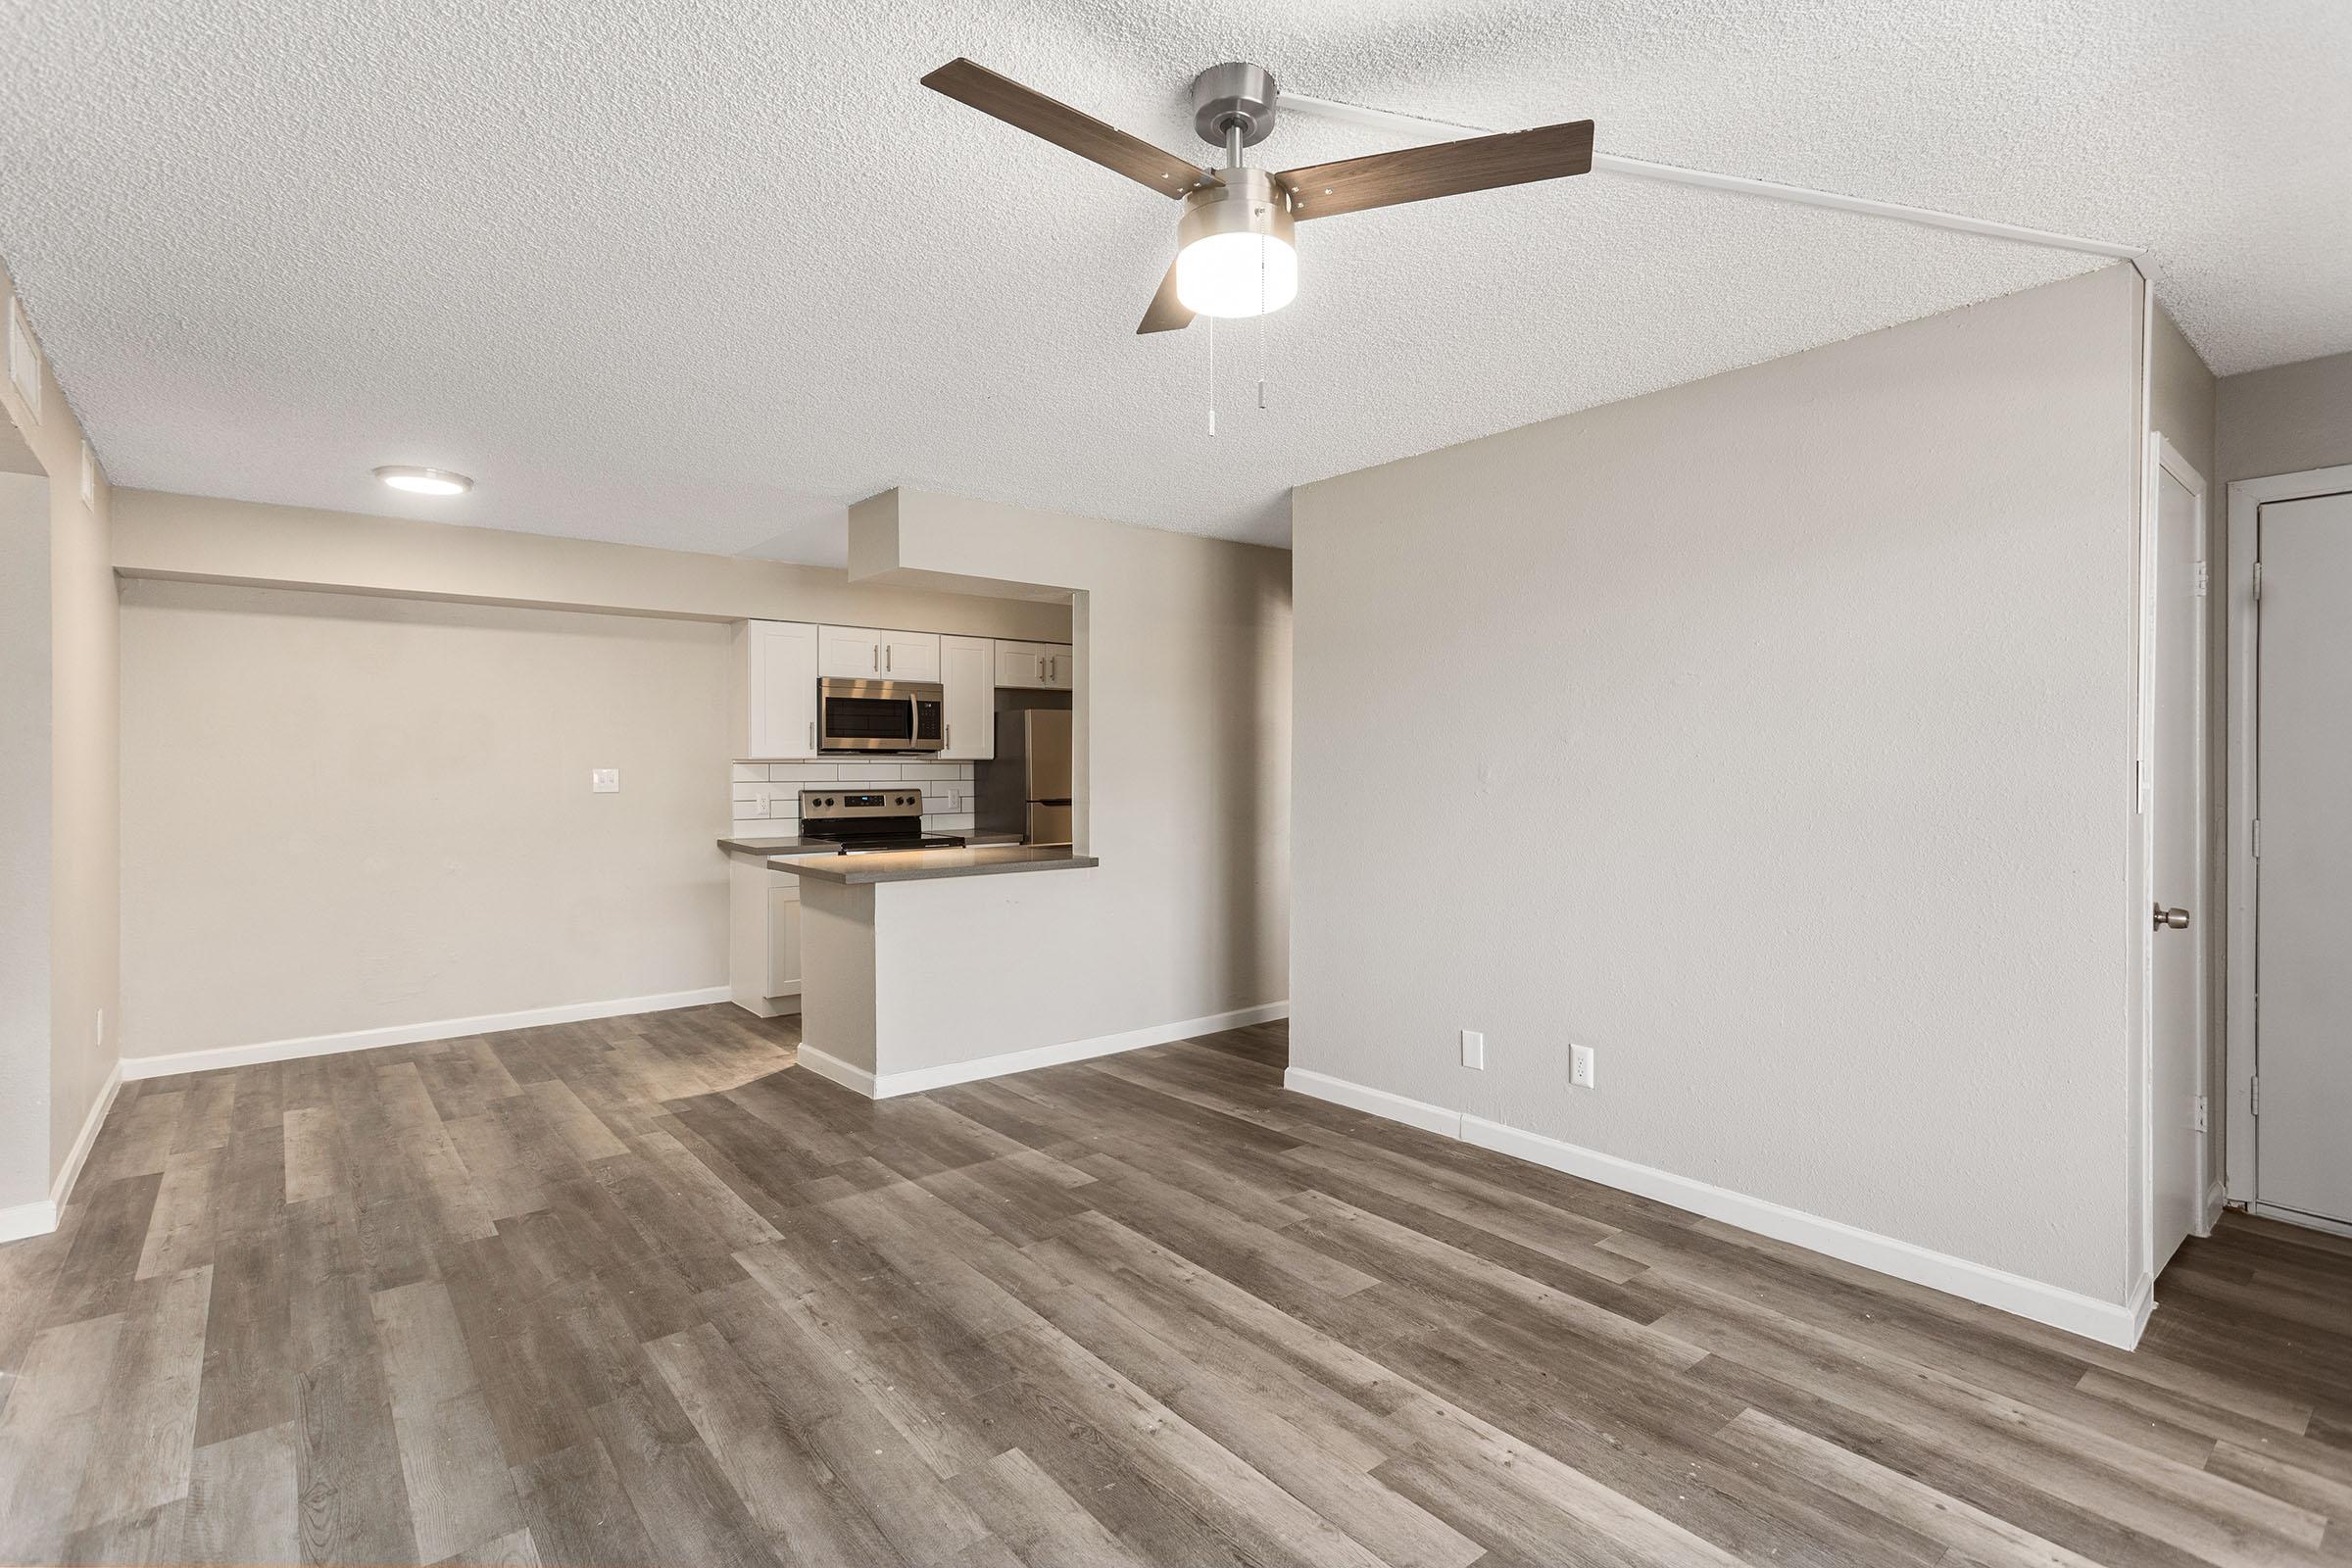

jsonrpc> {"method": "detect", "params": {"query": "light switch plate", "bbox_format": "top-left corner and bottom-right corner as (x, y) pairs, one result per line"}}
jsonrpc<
(1460, 1029), (1485, 1070)
(591, 768), (620, 793)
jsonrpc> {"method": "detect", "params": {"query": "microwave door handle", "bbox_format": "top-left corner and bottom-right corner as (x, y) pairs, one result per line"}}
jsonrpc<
(909, 694), (922, 746)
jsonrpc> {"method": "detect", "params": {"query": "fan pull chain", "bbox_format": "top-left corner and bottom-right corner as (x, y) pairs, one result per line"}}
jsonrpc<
(1255, 236), (1271, 412)
(1207, 315), (1217, 436)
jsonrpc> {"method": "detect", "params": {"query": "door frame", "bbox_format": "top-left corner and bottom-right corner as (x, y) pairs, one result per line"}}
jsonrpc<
(2139, 433), (2213, 1278)
(2225, 460), (2352, 1218)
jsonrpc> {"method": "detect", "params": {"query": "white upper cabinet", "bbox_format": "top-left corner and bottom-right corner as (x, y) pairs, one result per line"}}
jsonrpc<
(939, 635), (996, 760)
(881, 629), (940, 681)
(818, 624), (941, 681)
(996, 640), (1074, 690)
(818, 624), (882, 678)
(737, 620), (819, 759)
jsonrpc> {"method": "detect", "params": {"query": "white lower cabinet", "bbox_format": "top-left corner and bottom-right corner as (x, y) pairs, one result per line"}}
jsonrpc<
(729, 853), (807, 1016)
(765, 884), (803, 998)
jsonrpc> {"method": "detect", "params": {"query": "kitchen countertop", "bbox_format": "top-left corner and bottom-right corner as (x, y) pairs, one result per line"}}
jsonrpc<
(716, 835), (833, 855)
(764, 845), (1099, 885)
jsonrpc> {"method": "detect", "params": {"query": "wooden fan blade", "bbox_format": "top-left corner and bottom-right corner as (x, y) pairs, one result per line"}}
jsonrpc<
(922, 59), (1208, 198)
(1138, 260), (1195, 334)
(1277, 119), (1595, 220)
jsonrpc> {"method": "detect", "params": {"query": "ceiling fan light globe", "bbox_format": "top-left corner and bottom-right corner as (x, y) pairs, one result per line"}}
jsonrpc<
(1175, 232), (1298, 318)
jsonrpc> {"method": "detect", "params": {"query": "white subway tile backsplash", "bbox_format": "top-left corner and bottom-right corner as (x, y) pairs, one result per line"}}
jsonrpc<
(728, 760), (979, 836)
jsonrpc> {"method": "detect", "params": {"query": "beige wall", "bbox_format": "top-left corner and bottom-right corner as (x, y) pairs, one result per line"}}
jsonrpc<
(1, 472), (54, 1210)
(2, 256), (119, 1216)
(119, 583), (735, 1059)
(849, 489), (1291, 1067)
(2217, 350), (2352, 484)
(1293, 265), (2145, 1306)
(114, 489), (1072, 639)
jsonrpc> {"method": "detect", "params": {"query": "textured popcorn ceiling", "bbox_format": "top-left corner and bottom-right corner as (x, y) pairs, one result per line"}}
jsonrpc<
(2, 0), (2345, 556)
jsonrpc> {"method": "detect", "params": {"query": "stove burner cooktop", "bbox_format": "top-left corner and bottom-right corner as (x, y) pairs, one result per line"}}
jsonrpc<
(798, 787), (965, 855)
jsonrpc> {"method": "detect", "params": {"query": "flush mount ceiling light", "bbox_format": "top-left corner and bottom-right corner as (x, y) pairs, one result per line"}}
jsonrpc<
(921, 59), (1594, 334)
(373, 465), (472, 496)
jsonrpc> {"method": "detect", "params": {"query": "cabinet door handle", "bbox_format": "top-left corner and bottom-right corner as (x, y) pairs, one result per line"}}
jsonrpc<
(872, 646), (879, 671)
(945, 721), (952, 750)
(886, 646), (893, 672)
(808, 719), (815, 752)
(1036, 656), (1046, 681)
(1048, 656), (1058, 684)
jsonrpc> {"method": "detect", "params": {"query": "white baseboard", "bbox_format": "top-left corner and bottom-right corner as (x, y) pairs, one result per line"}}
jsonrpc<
(1282, 1066), (2148, 1350)
(0, 1057), (125, 1244)
(2126, 1271), (2157, 1344)
(803, 1001), (1290, 1101)
(1282, 1067), (1462, 1137)
(797, 1044), (878, 1098)
(117, 986), (733, 1081)
(2249, 1201), (2352, 1241)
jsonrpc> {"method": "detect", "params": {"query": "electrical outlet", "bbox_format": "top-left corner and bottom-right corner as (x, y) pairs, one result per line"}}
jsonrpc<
(1571, 1044), (1596, 1089)
(591, 768), (620, 793)
(1460, 1029), (1486, 1070)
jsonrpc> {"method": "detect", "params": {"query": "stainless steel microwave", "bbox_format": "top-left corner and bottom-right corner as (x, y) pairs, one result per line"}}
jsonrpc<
(817, 677), (946, 754)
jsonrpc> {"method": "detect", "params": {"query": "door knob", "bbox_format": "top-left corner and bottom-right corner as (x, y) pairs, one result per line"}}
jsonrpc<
(2154, 905), (2190, 930)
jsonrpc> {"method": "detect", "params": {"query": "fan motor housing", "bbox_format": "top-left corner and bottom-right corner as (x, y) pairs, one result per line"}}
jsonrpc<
(1191, 62), (1278, 148)
(1178, 167), (1295, 250)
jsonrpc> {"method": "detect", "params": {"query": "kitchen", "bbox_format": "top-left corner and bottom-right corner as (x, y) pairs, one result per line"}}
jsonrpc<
(717, 614), (1100, 1084)
(85, 485), (1284, 1111)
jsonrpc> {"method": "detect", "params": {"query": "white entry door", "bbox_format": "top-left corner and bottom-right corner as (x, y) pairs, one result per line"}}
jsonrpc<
(2256, 489), (2352, 1230)
(2148, 445), (2207, 1272)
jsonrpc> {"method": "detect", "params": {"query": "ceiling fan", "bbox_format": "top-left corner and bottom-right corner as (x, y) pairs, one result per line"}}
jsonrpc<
(921, 59), (1595, 335)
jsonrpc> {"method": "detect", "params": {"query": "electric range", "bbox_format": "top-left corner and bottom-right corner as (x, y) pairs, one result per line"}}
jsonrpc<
(798, 787), (966, 854)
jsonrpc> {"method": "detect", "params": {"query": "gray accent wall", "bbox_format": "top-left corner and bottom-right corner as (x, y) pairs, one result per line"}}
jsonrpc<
(2219, 349), (2352, 484)
(1292, 265), (2146, 1304)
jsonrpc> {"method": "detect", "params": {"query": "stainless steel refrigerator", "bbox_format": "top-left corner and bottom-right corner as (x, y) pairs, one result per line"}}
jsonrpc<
(977, 710), (1073, 845)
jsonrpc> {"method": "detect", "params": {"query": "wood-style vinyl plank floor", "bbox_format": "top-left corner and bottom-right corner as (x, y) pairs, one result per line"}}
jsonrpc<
(3, 1005), (2348, 1566)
